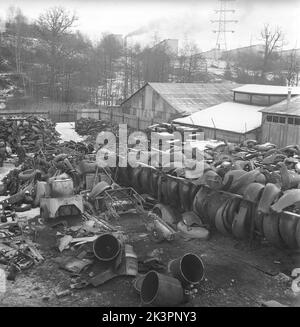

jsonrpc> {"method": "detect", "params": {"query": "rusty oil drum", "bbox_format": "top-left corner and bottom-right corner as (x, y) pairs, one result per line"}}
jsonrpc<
(140, 271), (184, 306)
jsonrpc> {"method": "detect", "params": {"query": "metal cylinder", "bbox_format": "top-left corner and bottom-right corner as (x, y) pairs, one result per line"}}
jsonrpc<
(140, 271), (184, 306)
(93, 233), (121, 262)
(51, 179), (74, 197)
(168, 253), (204, 287)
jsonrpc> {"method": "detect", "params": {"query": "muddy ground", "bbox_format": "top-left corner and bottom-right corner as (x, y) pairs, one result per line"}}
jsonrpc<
(1, 212), (300, 307)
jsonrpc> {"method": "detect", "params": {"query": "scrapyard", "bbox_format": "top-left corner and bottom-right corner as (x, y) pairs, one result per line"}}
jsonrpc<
(0, 111), (299, 307)
(0, 0), (300, 310)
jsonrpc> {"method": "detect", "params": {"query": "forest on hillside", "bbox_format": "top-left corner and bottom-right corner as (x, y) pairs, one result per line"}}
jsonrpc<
(0, 6), (299, 106)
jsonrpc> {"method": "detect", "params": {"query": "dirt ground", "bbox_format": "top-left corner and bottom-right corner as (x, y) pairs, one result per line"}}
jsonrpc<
(1, 211), (300, 307)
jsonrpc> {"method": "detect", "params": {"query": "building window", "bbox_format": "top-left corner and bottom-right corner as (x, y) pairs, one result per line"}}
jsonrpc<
(288, 117), (294, 124)
(272, 116), (279, 123)
(295, 118), (300, 125)
(234, 92), (251, 104)
(266, 115), (272, 122)
(252, 95), (269, 106)
(279, 117), (286, 124)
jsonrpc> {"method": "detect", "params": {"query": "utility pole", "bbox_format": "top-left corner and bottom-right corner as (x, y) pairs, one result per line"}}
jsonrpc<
(211, 0), (238, 58)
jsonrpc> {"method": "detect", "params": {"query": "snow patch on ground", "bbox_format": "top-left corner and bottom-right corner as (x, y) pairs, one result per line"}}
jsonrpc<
(55, 122), (85, 143)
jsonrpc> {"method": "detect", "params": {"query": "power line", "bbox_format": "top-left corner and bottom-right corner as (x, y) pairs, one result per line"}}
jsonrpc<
(211, 0), (238, 52)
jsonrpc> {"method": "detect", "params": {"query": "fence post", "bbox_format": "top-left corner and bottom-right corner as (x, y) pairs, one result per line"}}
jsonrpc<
(99, 109), (101, 120)
(137, 116), (140, 130)
(110, 110), (113, 122)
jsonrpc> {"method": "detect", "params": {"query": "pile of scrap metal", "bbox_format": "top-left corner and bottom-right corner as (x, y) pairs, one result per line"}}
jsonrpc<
(75, 117), (136, 144)
(0, 115), (60, 153)
(0, 145), (97, 219)
(0, 215), (44, 281)
(113, 140), (300, 249)
(75, 117), (117, 137)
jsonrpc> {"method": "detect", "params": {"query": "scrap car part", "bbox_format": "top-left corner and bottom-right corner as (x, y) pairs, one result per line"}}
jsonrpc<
(149, 167), (159, 198)
(278, 211), (299, 249)
(243, 182), (265, 203)
(222, 170), (247, 191)
(229, 169), (262, 195)
(224, 197), (241, 231)
(177, 221), (209, 240)
(257, 183), (281, 214)
(271, 189), (300, 213)
(206, 191), (233, 227)
(192, 186), (214, 224)
(103, 187), (145, 219)
(215, 199), (232, 236)
(40, 195), (83, 219)
(152, 203), (181, 228)
(262, 213), (285, 248)
(296, 218), (300, 248)
(232, 200), (252, 239)
(166, 175), (181, 208)
(146, 212), (177, 243)
(182, 211), (203, 227)
(139, 166), (152, 195)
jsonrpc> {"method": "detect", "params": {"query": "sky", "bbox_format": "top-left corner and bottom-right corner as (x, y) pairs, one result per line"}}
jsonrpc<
(0, 0), (299, 51)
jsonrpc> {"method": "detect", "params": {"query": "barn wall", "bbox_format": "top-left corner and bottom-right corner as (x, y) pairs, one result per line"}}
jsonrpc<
(121, 84), (179, 122)
(195, 126), (259, 143)
(203, 128), (241, 143)
(261, 113), (300, 147)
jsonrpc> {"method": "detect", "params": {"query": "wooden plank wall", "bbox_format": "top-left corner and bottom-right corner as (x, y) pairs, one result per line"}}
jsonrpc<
(262, 121), (300, 147)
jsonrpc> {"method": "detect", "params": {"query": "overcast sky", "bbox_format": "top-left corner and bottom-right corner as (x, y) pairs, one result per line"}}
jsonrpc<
(0, 0), (299, 51)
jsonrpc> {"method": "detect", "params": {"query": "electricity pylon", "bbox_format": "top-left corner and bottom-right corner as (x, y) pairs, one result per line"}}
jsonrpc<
(211, 0), (238, 53)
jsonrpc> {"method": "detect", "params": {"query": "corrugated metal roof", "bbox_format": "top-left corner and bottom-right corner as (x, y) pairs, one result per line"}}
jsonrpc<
(173, 102), (263, 134)
(148, 82), (239, 114)
(233, 84), (300, 95)
(260, 95), (300, 116)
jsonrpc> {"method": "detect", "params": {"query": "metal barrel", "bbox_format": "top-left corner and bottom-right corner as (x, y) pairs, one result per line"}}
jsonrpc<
(168, 253), (204, 287)
(93, 233), (121, 262)
(140, 271), (184, 306)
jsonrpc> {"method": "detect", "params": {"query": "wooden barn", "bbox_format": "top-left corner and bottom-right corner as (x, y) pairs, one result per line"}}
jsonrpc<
(232, 84), (300, 106)
(173, 101), (263, 143)
(120, 82), (238, 122)
(260, 95), (300, 147)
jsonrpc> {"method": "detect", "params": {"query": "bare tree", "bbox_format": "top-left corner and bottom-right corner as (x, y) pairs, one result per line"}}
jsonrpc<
(282, 49), (300, 86)
(35, 7), (78, 99)
(96, 34), (123, 105)
(6, 7), (29, 92)
(260, 24), (284, 77)
(177, 39), (206, 82)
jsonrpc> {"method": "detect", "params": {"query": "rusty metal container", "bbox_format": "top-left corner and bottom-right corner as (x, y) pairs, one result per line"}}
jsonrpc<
(51, 179), (74, 197)
(168, 253), (204, 287)
(140, 271), (184, 306)
(93, 233), (121, 262)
